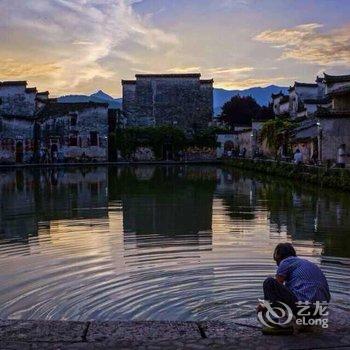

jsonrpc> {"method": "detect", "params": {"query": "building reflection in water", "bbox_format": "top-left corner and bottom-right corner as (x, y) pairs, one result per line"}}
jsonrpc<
(108, 166), (216, 265)
(216, 168), (350, 258)
(0, 166), (349, 259)
(0, 165), (350, 321)
(0, 167), (109, 245)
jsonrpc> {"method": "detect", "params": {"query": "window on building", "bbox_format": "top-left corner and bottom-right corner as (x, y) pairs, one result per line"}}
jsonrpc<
(69, 135), (78, 146)
(90, 131), (98, 146)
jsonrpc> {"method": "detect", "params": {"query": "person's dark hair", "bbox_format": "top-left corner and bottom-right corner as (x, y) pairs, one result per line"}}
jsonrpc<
(273, 243), (296, 265)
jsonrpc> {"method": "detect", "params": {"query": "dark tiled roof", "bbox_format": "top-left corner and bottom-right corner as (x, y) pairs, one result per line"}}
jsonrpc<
(316, 107), (350, 119)
(294, 82), (318, 88)
(37, 102), (108, 118)
(0, 81), (27, 87)
(121, 80), (136, 85)
(327, 86), (350, 96)
(25, 87), (37, 93)
(324, 73), (350, 84)
(200, 79), (214, 84)
(232, 129), (252, 135)
(271, 91), (284, 99)
(303, 97), (331, 104)
(293, 124), (318, 141)
(135, 73), (201, 79)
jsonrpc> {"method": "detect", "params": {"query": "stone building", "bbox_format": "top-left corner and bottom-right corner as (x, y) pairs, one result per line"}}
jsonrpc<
(0, 81), (39, 163)
(122, 73), (213, 131)
(317, 74), (350, 165)
(288, 73), (350, 164)
(288, 79), (330, 119)
(0, 81), (109, 164)
(0, 81), (37, 117)
(37, 102), (109, 162)
(272, 78), (330, 120)
(216, 129), (253, 159)
(271, 93), (290, 117)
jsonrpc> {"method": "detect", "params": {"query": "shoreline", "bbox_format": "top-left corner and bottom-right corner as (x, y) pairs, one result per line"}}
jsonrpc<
(0, 160), (220, 169)
(224, 158), (350, 191)
(2, 158), (350, 192)
(1, 308), (350, 350)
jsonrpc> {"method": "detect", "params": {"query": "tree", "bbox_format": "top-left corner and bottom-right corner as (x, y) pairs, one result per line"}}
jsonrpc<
(260, 118), (295, 158)
(108, 132), (117, 161)
(111, 126), (221, 161)
(189, 127), (220, 149)
(220, 95), (261, 128)
(147, 126), (187, 159)
(255, 103), (274, 122)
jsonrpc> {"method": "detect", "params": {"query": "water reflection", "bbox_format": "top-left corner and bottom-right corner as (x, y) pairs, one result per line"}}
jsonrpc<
(0, 165), (349, 321)
(0, 167), (108, 243)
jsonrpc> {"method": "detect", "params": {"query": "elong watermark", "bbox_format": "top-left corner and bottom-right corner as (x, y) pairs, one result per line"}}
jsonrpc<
(258, 299), (329, 329)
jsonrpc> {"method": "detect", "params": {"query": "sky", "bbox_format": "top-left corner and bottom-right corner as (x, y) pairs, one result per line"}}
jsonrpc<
(0, 0), (349, 97)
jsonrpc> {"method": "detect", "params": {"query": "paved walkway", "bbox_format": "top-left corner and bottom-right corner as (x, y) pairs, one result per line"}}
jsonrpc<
(0, 308), (349, 349)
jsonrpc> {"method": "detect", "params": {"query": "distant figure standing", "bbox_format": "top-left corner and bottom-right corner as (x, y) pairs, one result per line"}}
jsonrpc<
(241, 147), (247, 158)
(337, 144), (347, 168)
(294, 149), (303, 165)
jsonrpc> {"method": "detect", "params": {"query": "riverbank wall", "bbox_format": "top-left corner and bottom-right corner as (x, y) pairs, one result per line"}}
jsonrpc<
(0, 160), (221, 169)
(224, 158), (350, 191)
(2, 158), (350, 191)
(1, 308), (349, 350)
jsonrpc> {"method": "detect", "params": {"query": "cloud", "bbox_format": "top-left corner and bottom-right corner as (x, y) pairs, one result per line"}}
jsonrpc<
(208, 66), (254, 74)
(216, 76), (292, 89)
(0, 58), (60, 78)
(167, 66), (201, 73)
(255, 23), (350, 66)
(219, 0), (250, 9)
(0, 0), (178, 94)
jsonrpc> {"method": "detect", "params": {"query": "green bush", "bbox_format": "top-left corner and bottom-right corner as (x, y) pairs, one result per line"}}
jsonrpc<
(114, 126), (218, 160)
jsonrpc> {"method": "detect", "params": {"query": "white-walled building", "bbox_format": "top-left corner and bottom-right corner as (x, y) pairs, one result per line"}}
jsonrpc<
(0, 81), (110, 164)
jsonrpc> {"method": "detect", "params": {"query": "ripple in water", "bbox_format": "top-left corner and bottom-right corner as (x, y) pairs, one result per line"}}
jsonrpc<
(0, 165), (349, 321)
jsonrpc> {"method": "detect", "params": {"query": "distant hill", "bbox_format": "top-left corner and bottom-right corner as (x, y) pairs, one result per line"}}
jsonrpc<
(58, 85), (288, 115)
(214, 85), (288, 116)
(58, 90), (122, 109)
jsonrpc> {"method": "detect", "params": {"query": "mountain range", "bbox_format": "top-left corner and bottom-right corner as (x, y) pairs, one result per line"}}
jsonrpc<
(58, 90), (122, 109)
(58, 85), (289, 115)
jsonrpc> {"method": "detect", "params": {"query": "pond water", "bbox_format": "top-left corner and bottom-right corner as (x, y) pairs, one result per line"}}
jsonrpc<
(0, 165), (349, 321)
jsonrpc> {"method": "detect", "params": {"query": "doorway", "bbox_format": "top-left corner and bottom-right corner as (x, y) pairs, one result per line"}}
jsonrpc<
(15, 141), (24, 163)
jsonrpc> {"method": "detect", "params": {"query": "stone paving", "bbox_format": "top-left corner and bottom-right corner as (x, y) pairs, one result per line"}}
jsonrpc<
(0, 308), (349, 349)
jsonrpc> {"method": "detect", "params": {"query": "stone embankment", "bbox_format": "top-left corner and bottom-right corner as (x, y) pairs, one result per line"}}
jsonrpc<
(0, 160), (221, 169)
(225, 158), (350, 191)
(1, 308), (349, 350)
